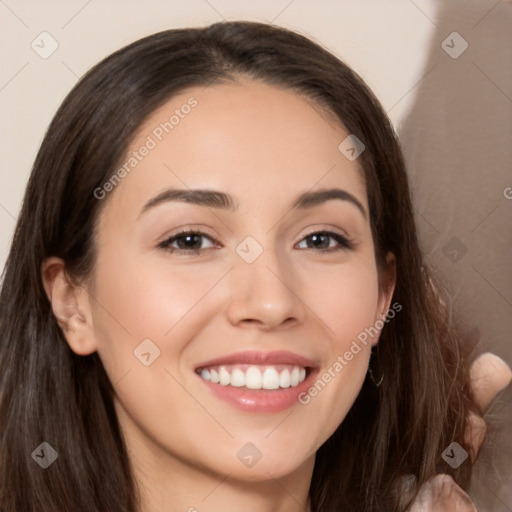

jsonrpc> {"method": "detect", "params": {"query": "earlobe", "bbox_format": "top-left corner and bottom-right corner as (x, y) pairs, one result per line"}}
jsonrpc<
(41, 257), (97, 356)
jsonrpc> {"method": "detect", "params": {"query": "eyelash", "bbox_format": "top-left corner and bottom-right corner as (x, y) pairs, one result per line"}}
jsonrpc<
(157, 229), (353, 255)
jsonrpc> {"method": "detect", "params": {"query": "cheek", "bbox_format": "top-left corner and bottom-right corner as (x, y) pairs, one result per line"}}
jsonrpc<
(307, 258), (381, 347)
(294, 258), (381, 439)
(91, 250), (223, 342)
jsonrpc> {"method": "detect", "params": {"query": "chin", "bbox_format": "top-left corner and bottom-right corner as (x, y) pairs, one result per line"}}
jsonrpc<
(210, 440), (316, 483)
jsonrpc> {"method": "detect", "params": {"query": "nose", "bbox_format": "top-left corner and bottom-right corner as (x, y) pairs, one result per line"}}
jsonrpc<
(225, 244), (307, 331)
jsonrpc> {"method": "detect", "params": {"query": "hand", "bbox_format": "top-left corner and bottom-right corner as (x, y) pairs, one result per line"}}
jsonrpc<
(409, 353), (512, 511)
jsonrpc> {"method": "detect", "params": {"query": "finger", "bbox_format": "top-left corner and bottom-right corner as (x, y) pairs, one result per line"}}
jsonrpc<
(410, 474), (477, 512)
(464, 410), (486, 462)
(469, 352), (512, 413)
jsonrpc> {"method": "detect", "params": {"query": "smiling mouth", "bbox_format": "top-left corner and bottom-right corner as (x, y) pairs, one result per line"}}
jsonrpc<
(196, 364), (309, 390)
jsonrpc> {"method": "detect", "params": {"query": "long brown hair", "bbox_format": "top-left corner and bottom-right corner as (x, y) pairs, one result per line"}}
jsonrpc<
(0, 21), (474, 511)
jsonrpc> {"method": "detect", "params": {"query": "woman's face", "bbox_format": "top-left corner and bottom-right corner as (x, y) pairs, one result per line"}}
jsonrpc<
(83, 80), (394, 483)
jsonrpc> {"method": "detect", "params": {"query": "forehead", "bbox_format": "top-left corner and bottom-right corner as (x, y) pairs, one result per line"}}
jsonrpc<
(101, 79), (368, 220)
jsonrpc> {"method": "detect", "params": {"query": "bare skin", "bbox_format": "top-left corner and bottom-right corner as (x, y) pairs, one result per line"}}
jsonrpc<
(41, 80), (510, 511)
(411, 353), (512, 512)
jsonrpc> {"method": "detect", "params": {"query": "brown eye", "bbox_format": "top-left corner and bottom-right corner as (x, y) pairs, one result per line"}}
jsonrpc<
(158, 231), (217, 254)
(297, 231), (352, 251)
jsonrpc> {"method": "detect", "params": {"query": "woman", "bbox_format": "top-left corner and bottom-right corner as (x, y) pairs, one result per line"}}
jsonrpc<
(0, 20), (509, 511)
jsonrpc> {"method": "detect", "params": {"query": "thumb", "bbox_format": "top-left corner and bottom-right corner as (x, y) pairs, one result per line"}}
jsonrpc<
(470, 352), (512, 413)
(410, 474), (477, 512)
(464, 353), (511, 461)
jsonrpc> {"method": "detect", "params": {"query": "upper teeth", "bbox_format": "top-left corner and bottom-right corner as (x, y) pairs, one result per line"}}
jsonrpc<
(198, 365), (307, 390)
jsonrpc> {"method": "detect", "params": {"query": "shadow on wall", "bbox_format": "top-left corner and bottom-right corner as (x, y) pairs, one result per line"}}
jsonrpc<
(398, 0), (512, 509)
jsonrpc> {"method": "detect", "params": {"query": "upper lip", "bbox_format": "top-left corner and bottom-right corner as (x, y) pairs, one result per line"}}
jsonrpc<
(195, 350), (317, 370)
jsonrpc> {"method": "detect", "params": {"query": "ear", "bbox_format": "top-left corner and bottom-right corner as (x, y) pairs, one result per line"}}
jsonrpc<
(41, 257), (97, 356)
(374, 252), (397, 341)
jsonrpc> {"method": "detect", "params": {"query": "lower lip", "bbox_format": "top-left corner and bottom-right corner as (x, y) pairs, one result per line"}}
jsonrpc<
(198, 371), (317, 413)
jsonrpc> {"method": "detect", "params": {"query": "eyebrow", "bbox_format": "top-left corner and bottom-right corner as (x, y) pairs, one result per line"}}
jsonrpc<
(139, 187), (367, 219)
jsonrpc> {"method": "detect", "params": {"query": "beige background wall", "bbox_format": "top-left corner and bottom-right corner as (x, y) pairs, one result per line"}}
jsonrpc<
(1, 0), (510, 509)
